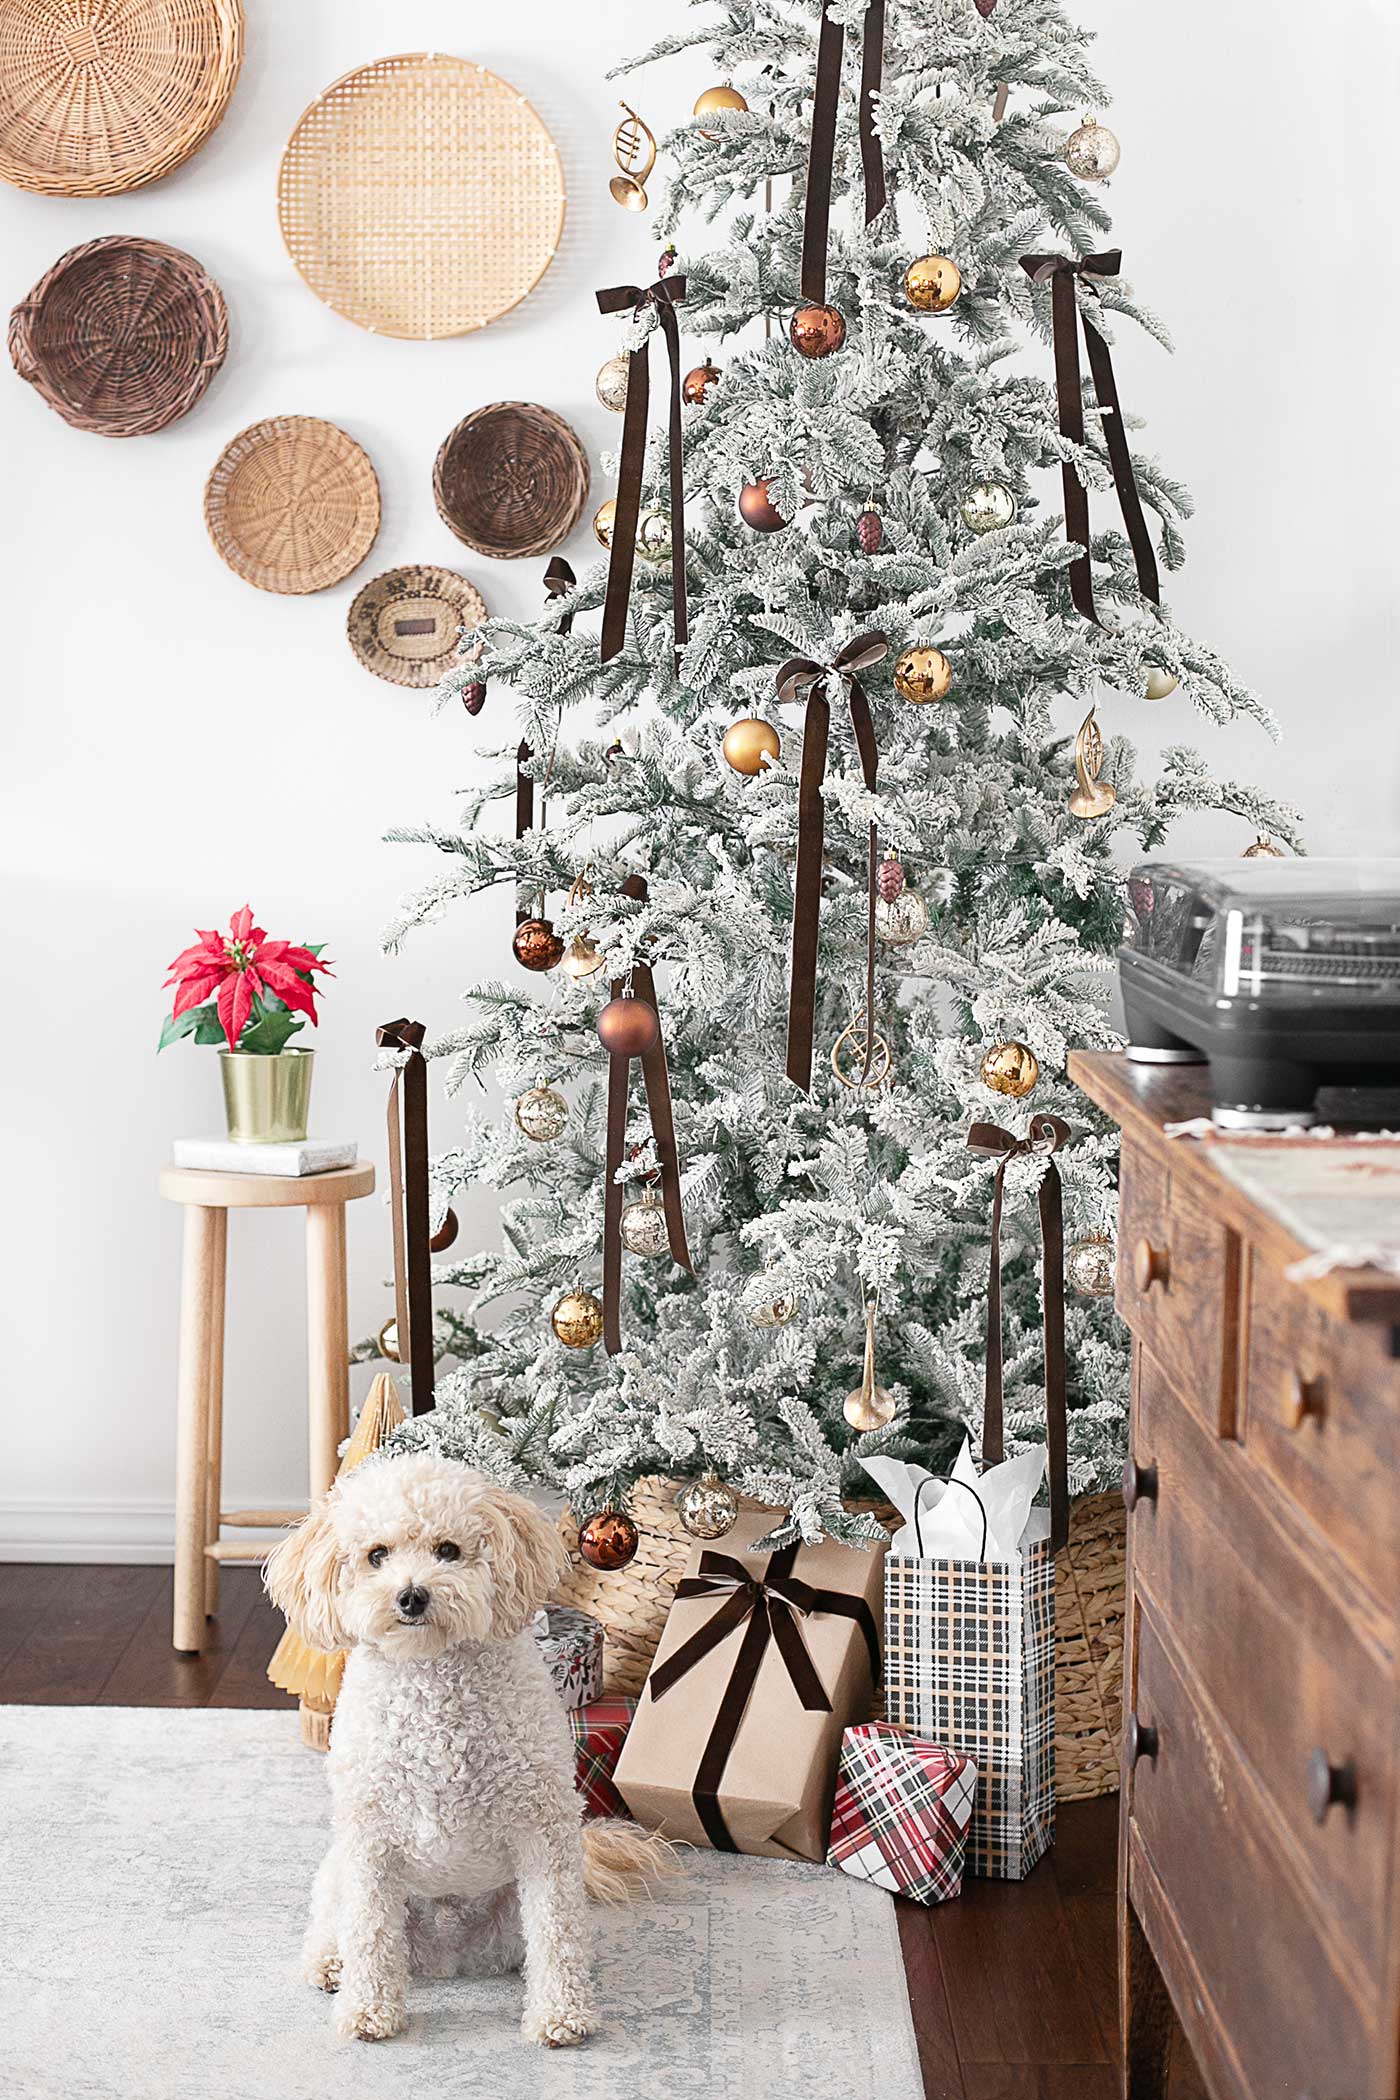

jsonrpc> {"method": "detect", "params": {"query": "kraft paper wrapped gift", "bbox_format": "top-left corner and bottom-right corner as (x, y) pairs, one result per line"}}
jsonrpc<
(613, 1512), (887, 1861)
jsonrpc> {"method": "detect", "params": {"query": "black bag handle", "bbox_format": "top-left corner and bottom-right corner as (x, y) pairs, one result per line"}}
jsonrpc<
(912, 1473), (988, 1563)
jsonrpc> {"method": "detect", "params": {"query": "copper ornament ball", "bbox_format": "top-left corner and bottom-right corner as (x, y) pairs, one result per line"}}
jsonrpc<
(593, 498), (617, 549)
(789, 302), (847, 359)
(903, 254), (962, 313)
(597, 996), (661, 1057)
(551, 1289), (605, 1350)
(512, 918), (565, 972)
(738, 477), (788, 533)
(894, 645), (953, 703)
(428, 1207), (459, 1254)
(683, 360), (721, 405)
(722, 716), (781, 776)
(578, 1509), (640, 1570)
(980, 1039), (1040, 1099)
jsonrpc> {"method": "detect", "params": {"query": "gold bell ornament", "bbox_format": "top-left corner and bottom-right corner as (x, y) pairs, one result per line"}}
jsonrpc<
(1068, 706), (1115, 819)
(610, 102), (657, 210)
(843, 1301), (896, 1432)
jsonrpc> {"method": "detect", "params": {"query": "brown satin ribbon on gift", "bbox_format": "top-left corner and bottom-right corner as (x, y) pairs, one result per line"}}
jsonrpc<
(595, 276), (688, 666)
(377, 1019), (435, 1416)
(648, 1544), (881, 1853)
(1018, 251), (1160, 625)
(966, 1112), (1071, 1551)
(775, 633), (888, 1091)
(514, 560), (575, 926)
(801, 0), (887, 304)
(602, 874), (692, 1354)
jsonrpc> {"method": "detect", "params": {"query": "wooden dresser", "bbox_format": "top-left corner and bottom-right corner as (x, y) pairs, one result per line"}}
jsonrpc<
(1070, 1051), (1400, 2100)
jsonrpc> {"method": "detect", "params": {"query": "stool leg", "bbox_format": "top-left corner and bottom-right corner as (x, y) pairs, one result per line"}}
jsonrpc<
(173, 1205), (222, 1654)
(306, 1202), (349, 1503)
(203, 1208), (228, 1619)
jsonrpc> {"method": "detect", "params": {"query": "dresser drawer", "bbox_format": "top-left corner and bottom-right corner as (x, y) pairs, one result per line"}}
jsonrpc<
(1129, 1607), (1379, 2100)
(1244, 1246), (1400, 1605)
(1132, 1351), (1394, 1977)
(1116, 1141), (1237, 1436)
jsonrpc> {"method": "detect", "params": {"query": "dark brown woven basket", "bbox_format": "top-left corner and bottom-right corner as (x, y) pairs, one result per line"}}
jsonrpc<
(432, 401), (589, 560)
(9, 235), (228, 437)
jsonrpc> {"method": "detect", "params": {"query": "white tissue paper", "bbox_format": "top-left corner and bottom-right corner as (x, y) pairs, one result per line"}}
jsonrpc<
(863, 1438), (1049, 1563)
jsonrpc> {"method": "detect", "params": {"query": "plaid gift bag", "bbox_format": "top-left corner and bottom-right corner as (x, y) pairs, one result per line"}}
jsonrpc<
(827, 1723), (977, 1904)
(569, 1697), (637, 1819)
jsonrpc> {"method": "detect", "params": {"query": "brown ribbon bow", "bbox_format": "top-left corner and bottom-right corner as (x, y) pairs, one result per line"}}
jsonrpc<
(595, 276), (688, 666)
(966, 1112), (1071, 1551)
(377, 1019), (435, 1416)
(775, 632), (889, 1091)
(1019, 251), (1160, 625)
(514, 560), (575, 924)
(648, 1543), (881, 1853)
(801, 0), (888, 304)
(602, 874), (692, 1354)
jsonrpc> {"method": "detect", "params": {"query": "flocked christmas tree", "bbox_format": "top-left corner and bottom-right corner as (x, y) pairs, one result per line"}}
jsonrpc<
(379, 0), (1298, 1544)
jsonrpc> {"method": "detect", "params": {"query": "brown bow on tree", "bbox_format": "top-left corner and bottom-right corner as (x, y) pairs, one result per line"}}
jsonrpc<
(774, 633), (889, 1091)
(966, 1112), (1071, 1551)
(595, 276), (688, 665)
(377, 1019), (435, 1416)
(514, 559), (575, 920)
(1019, 251), (1160, 625)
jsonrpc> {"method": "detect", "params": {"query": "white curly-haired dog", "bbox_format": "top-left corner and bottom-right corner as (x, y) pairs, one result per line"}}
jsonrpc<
(265, 1451), (670, 2049)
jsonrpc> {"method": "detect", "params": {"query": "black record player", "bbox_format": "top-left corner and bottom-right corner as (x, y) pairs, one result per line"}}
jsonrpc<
(1119, 859), (1400, 1128)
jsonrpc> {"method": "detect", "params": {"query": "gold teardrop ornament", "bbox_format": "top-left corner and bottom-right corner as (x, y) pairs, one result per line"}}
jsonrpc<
(843, 1303), (896, 1432)
(610, 102), (656, 210)
(1068, 706), (1116, 819)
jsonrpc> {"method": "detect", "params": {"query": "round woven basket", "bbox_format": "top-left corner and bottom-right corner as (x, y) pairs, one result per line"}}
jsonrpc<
(347, 565), (487, 688)
(0, 0), (244, 198)
(558, 1477), (1126, 1802)
(204, 416), (381, 595)
(433, 402), (589, 560)
(9, 236), (227, 437)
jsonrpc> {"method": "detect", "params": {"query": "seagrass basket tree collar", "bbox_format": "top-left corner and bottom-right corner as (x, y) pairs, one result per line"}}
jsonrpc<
(347, 566), (487, 688)
(203, 416), (381, 596)
(277, 51), (565, 341)
(9, 236), (228, 437)
(433, 402), (590, 560)
(0, 0), (245, 197)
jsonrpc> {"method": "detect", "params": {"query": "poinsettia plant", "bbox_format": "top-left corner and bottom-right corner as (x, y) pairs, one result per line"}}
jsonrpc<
(159, 905), (333, 1056)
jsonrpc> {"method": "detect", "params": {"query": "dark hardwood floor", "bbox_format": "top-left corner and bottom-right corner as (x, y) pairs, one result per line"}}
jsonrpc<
(1, 1563), (1205, 2099)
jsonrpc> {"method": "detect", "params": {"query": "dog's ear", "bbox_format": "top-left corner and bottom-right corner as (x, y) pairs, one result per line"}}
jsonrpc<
(479, 1483), (571, 1639)
(264, 1496), (350, 1652)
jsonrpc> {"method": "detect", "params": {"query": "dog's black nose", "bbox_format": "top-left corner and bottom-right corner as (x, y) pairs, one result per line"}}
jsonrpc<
(396, 1585), (430, 1620)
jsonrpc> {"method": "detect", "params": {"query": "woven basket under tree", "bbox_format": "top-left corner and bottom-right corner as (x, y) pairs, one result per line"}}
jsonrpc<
(558, 1476), (1126, 1802)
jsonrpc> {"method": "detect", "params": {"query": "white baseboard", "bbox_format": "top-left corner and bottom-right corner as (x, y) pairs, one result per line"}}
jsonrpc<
(0, 1498), (301, 1564)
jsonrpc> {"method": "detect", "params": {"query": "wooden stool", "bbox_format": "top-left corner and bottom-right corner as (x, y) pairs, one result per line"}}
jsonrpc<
(160, 1162), (376, 1654)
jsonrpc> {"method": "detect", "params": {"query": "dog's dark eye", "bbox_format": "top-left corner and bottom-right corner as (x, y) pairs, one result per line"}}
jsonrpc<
(367, 1545), (389, 1568)
(434, 1541), (461, 1563)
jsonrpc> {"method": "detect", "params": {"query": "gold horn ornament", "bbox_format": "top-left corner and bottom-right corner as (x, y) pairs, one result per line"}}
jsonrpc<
(609, 102), (656, 211)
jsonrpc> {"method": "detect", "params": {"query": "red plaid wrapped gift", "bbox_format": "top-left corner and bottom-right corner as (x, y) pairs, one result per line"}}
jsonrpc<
(569, 1697), (637, 1820)
(826, 1723), (977, 1903)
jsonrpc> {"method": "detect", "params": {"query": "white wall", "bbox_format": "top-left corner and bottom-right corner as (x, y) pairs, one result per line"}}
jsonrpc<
(2, 0), (1397, 1559)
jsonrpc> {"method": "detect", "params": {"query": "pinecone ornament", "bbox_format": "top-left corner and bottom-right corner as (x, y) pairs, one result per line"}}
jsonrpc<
(856, 507), (883, 554)
(876, 852), (906, 903)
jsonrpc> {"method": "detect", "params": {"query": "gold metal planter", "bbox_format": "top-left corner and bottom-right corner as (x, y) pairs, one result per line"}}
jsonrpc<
(218, 1048), (314, 1143)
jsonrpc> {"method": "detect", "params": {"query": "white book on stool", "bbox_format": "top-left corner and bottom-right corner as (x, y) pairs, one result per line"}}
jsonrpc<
(172, 1136), (358, 1177)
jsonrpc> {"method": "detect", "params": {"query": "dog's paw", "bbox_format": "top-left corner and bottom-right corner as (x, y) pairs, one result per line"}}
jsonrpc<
(522, 2006), (598, 2049)
(304, 1953), (341, 1994)
(335, 1998), (407, 2043)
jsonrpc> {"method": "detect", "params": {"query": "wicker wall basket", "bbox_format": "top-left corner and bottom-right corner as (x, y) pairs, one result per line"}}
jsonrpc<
(278, 53), (565, 341)
(558, 1477), (1127, 1802)
(9, 236), (227, 438)
(204, 416), (381, 596)
(433, 402), (589, 560)
(0, 0), (244, 198)
(348, 565), (487, 688)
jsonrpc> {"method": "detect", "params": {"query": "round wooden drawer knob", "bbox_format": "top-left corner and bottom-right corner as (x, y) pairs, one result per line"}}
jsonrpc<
(1286, 1371), (1327, 1432)
(1132, 1237), (1170, 1294)
(1121, 1457), (1158, 1513)
(1306, 1749), (1357, 1824)
(1127, 1713), (1159, 1767)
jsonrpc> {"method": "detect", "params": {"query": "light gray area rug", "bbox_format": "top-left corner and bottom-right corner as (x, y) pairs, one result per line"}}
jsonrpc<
(0, 1706), (923, 2100)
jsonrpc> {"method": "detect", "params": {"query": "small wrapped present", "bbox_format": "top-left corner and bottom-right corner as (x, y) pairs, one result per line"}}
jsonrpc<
(613, 1512), (886, 1861)
(569, 1697), (637, 1819)
(532, 1606), (605, 1710)
(827, 1723), (977, 1904)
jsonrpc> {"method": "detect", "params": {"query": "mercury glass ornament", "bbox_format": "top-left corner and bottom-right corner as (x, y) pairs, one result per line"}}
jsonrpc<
(635, 507), (672, 563)
(595, 354), (630, 413)
(675, 1473), (741, 1540)
(1144, 665), (1179, 701)
(551, 1289), (605, 1349)
(620, 1194), (670, 1257)
(561, 933), (605, 981)
(960, 481), (1016, 535)
(514, 1084), (568, 1142)
(578, 1510), (639, 1570)
(876, 887), (930, 947)
(1243, 835), (1285, 859)
(1067, 1233), (1116, 1298)
(903, 254), (961, 313)
(980, 1039), (1040, 1099)
(1064, 116), (1121, 181)
(750, 1291), (798, 1329)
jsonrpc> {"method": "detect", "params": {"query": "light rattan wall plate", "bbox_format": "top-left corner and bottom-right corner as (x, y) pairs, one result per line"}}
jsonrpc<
(433, 402), (589, 560)
(10, 236), (228, 438)
(347, 566), (487, 688)
(0, 0), (244, 197)
(278, 52), (565, 341)
(204, 416), (381, 596)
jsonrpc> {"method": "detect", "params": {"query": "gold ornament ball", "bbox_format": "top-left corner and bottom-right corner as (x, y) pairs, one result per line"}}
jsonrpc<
(1067, 1233), (1116, 1298)
(750, 1291), (798, 1329)
(722, 716), (781, 776)
(980, 1039), (1040, 1099)
(894, 645), (953, 703)
(377, 1317), (400, 1363)
(693, 84), (748, 117)
(683, 359), (721, 405)
(561, 933), (605, 981)
(738, 477), (788, 532)
(1243, 834), (1285, 859)
(595, 354), (630, 413)
(578, 1509), (640, 1570)
(635, 507), (672, 563)
(876, 888), (930, 947)
(1064, 116), (1121, 181)
(515, 1084), (568, 1142)
(843, 1379), (896, 1433)
(675, 1473), (741, 1540)
(1144, 665), (1179, 701)
(597, 996), (661, 1057)
(512, 918), (565, 972)
(593, 498), (617, 549)
(903, 254), (962, 313)
(620, 1195), (671, 1258)
(551, 1289), (605, 1350)
(789, 302), (847, 359)
(960, 481), (1017, 534)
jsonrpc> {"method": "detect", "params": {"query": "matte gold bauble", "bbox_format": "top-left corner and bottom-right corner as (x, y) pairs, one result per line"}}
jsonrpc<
(960, 481), (1016, 534)
(722, 717), (781, 775)
(1067, 1232), (1116, 1298)
(1064, 115), (1121, 181)
(595, 354), (630, 413)
(597, 996), (661, 1057)
(875, 888), (930, 947)
(429, 1207), (459, 1254)
(512, 918), (565, 972)
(551, 1289), (605, 1350)
(514, 1084), (568, 1141)
(1243, 834), (1285, 859)
(620, 1194), (671, 1257)
(675, 1473), (741, 1540)
(593, 498), (617, 548)
(683, 359), (722, 405)
(1143, 665), (1179, 701)
(980, 1039), (1040, 1099)
(635, 507), (672, 562)
(843, 1305), (896, 1432)
(789, 302), (847, 359)
(903, 254), (961, 313)
(738, 477), (788, 532)
(694, 85), (748, 117)
(578, 1509), (640, 1570)
(894, 645), (952, 703)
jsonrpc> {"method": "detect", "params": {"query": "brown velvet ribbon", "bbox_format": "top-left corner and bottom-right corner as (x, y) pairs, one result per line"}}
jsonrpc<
(775, 633), (889, 1091)
(1018, 251), (1160, 624)
(801, 0), (887, 304)
(595, 277), (688, 666)
(966, 1112), (1070, 1551)
(602, 874), (692, 1355)
(648, 1544), (881, 1853)
(377, 1019), (436, 1416)
(514, 560), (575, 926)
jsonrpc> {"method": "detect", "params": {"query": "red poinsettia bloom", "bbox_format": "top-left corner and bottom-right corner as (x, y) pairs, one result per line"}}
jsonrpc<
(164, 905), (333, 1051)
